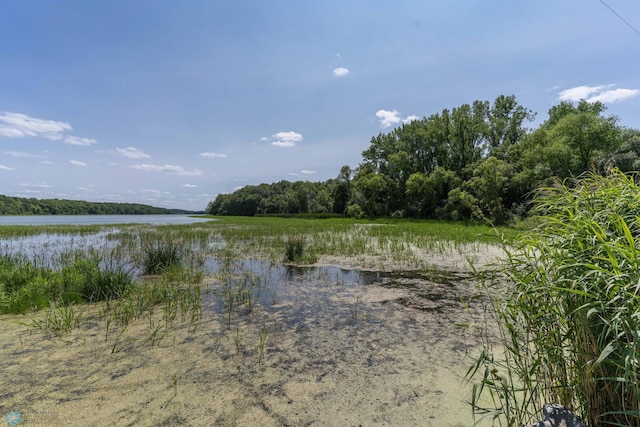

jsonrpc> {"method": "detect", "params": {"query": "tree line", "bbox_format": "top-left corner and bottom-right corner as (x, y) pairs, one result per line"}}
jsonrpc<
(207, 95), (639, 224)
(0, 195), (196, 216)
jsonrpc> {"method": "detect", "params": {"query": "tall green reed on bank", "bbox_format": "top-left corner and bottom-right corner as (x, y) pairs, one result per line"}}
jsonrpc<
(468, 170), (640, 426)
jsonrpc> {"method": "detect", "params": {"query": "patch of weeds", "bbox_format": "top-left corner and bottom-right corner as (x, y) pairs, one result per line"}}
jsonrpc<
(31, 301), (85, 337)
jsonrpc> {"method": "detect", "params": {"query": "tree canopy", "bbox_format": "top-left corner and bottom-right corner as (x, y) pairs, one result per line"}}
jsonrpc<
(0, 195), (196, 216)
(207, 95), (631, 225)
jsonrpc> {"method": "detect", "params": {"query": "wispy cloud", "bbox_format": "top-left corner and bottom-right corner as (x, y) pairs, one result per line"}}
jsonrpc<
(0, 164), (15, 171)
(0, 112), (72, 140)
(77, 185), (96, 192)
(289, 169), (317, 177)
(200, 152), (228, 158)
(65, 136), (97, 146)
(332, 67), (350, 77)
(271, 131), (303, 147)
(558, 85), (640, 104)
(182, 184), (197, 188)
(375, 110), (419, 128)
(116, 147), (150, 158)
(69, 160), (87, 167)
(130, 163), (203, 176)
(3, 151), (41, 158)
(20, 182), (52, 188)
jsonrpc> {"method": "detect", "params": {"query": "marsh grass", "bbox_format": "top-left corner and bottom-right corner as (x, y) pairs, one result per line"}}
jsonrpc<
(31, 301), (85, 337)
(140, 240), (186, 274)
(283, 235), (306, 263)
(467, 170), (640, 426)
(0, 254), (135, 313)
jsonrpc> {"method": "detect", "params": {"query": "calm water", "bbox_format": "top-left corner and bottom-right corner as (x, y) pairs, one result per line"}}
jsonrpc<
(0, 214), (214, 226)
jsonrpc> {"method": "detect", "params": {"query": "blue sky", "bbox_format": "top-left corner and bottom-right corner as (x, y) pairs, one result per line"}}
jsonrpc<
(1, 1), (639, 211)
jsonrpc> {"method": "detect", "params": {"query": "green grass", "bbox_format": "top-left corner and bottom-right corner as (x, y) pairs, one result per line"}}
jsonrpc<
(203, 216), (516, 270)
(468, 170), (640, 426)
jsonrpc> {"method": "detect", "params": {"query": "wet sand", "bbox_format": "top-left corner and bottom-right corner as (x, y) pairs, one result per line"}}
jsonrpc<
(0, 248), (501, 426)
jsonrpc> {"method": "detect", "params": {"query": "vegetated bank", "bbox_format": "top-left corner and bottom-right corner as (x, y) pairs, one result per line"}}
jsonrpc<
(207, 95), (637, 228)
(0, 194), (201, 215)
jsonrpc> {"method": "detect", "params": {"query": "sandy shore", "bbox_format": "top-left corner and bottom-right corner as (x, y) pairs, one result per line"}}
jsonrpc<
(0, 249), (501, 426)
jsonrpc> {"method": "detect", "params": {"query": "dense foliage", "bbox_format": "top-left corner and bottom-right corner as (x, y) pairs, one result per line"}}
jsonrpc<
(207, 95), (639, 224)
(469, 170), (640, 426)
(0, 195), (197, 215)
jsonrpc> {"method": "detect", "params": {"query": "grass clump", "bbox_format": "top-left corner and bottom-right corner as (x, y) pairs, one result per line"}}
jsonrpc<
(31, 302), (85, 337)
(283, 235), (307, 263)
(140, 240), (185, 274)
(468, 170), (640, 426)
(0, 255), (134, 313)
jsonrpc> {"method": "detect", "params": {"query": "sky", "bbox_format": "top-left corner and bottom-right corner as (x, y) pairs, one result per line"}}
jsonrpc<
(1, 1), (639, 212)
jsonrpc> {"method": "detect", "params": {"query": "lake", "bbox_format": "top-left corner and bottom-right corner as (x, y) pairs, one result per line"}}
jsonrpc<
(0, 214), (214, 226)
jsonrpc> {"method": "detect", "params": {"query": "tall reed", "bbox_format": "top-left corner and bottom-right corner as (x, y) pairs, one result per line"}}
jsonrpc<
(468, 170), (640, 426)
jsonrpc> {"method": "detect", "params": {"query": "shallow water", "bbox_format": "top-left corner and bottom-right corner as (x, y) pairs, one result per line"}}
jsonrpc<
(0, 232), (495, 426)
(0, 214), (213, 226)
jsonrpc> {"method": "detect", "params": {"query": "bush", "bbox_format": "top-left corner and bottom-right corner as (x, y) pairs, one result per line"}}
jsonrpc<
(469, 170), (640, 426)
(346, 204), (364, 219)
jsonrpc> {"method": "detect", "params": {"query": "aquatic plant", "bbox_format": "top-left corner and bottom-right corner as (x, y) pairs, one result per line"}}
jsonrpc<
(140, 240), (186, 274)
(283, 234), (306, 262)
(468, 170), (640, 426)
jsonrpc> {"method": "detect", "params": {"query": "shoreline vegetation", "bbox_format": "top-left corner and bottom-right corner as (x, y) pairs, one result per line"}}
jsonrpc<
(0, 194), (201, 216)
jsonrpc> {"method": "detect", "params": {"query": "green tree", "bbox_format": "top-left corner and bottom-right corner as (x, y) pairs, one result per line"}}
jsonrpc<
(331, 165), (352, 214)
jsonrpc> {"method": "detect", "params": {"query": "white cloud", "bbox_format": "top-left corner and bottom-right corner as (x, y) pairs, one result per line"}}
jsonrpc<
(65, 135), (97, 146)
(333, 67), (350, 77)
(69, 160), (87, 167)
(116, 146), (150, 158)
(0, 112), (72, 140)
(376, 110), (401, 128)
(20, 183), (52, 188)
(39, 160), (54, 165)
(589, 88), (640, 103)
(289, 169), (317, 177)
(141, 189), (172, 196)
(558, 85), (607, 101)
(0, 164), (15, 171)
(200, 152), (228, 159)
(130, 163), (203, 176)
(375, 110), (419, 128)
(3, 151), (39, 158)
(182, 184), (197, 188)
(558, 85), (640, 104)
(271, 131), (303, 147)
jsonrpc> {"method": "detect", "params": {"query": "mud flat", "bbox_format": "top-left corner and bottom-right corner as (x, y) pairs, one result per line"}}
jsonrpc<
(0, 247), (502, 426)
